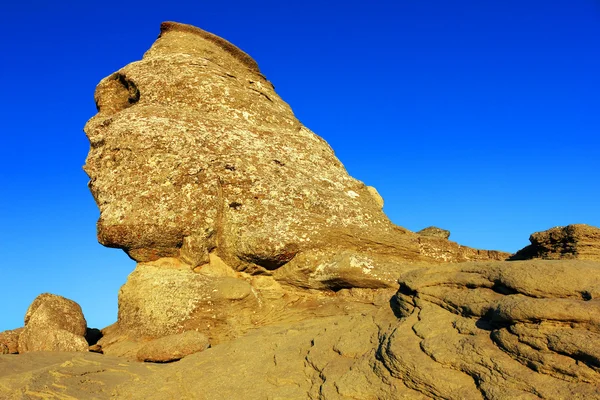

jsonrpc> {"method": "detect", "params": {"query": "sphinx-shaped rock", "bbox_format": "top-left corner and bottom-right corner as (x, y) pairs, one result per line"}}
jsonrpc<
(83, 22), (509, 353)
(84, 21), (507, 286)
(511, 224), (600, 261)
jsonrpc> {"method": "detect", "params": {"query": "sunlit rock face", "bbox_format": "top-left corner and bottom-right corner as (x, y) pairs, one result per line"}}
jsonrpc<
(85, 22), (410, 272)
(511, 224), (600, 261)
(84, 21), (508, 290)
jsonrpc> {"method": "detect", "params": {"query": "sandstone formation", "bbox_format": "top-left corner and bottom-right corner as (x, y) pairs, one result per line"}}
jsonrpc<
(81, 21), (508, 352)
(417, 226), (451, 239)
(388, 260), (600, 398)
(2, 259), (600, 399)
(1, 21), (598, 400)
(511, 224), (600, 261)
(83, 21), (507, 277)
(0, 328), (22, 354)
(136, 330), (210, 362)
(17, 293), (89, 353)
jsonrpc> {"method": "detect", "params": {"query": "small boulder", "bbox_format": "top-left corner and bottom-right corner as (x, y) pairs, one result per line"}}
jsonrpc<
(0, 328), (23, 354)
(18, 293), (88, 353)
(137, 331), (210, 363)
(417, 226), (451, 240)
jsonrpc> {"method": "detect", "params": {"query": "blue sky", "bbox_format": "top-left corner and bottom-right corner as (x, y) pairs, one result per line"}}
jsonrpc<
(0, 0), (598, 332)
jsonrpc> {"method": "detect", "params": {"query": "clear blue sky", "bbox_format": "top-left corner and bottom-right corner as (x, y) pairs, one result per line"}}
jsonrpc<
(0, 0), (598, 332)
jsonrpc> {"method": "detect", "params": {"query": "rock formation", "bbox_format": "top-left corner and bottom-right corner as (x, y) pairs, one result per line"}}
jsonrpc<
(0, 329), (21, 354)
(511, 224), (600, 261)
(80, 21), (509, 353)
(418, 226), (451, 239)
(17, 293), (89, 353)
(1, 21), (599, 399)
(83, 20), (507, 275)
(388, 260), (600, 398)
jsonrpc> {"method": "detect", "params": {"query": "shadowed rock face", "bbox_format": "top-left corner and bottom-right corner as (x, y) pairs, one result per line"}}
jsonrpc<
(83, 21), (508, 282)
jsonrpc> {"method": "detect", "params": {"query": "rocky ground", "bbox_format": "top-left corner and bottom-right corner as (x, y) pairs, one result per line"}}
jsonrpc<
(2, 22), (599, 399)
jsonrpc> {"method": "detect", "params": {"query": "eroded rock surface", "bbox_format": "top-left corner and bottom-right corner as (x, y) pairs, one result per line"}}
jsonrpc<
(17, 293), (89, 353)
(2, 20), (591, 399)
(81, 21), (509, 352)
(0, 329), (22, 354)
(511, 224), (600, 261)
(136, 330), (210, 362)
(386, 260), (600, 398)
(3, 262), (599, 400)
(83, 21), (506, 279)
(417, 226), (451, 239)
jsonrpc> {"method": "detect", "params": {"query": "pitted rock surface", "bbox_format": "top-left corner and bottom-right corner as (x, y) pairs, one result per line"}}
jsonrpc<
(17, 293), (89, 353)
(84, 21), (507, 282)
(511, 224), (600, 261)
(82, 20), (511, 358)
(0, 329), (22, 354)
(417, 226), (451, 239)
(4, 21), (591, 399)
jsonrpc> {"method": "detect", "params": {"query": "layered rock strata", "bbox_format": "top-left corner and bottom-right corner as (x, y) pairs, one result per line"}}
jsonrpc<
(2, 260), (600, 398)
(511, 224), (600, 261)
(387, 260), (600, 398)
(4, 20), (598, 399)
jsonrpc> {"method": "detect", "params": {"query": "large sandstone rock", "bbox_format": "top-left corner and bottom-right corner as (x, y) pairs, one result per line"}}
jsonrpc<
(511, 224), (600, 261)
(17, 293), (89, 353)
(83, 21), (507, 281)
(82, 21), (509, 351)
(99, 255), (401, 355)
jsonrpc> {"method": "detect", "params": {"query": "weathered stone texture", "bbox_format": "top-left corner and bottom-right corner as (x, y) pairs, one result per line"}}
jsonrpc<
(417, 226), (450, 239)
(386, 260), (600, 398)
(1, 20), (590, 399)
(17, 293), (88, 353)
(0, 328), (22, 354)
(511, 224), (600, 261)
(83, 21), (507, 286)
(136, 330), (210, 362)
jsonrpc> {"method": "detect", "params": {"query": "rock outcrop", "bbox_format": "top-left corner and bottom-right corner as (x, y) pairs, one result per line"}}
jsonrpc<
(83, 21), (507, 279)
(17, 293), (89, 353)
(417, 226), (451, 239)
(82, 21), (508, 352)
(511, 224), (600, 261)
(136, 330), (210, 362)
(2, 259), (600, 399)
(0, 328), (22, 354)
(387, 260), (600, 398)
(2, 21), (597, 400)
